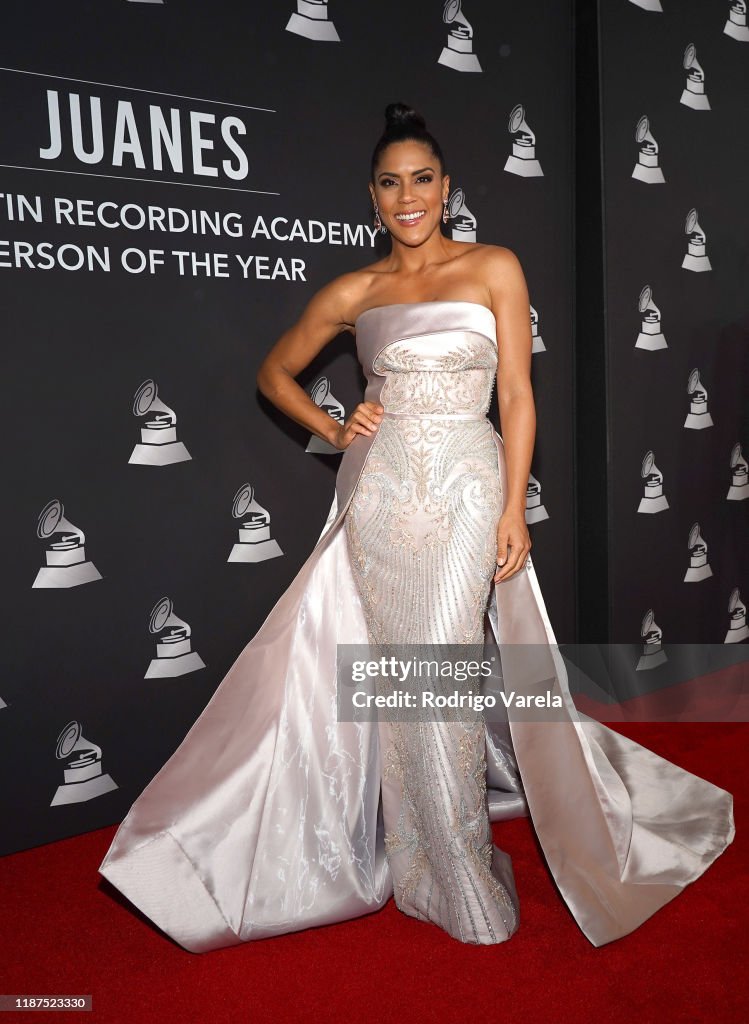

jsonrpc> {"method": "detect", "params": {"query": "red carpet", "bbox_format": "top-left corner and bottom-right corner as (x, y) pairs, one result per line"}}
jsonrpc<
(2, 723), (745, 1024)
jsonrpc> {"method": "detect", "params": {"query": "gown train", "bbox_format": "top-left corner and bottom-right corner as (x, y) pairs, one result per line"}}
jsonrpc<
(98, 301), (735, 952)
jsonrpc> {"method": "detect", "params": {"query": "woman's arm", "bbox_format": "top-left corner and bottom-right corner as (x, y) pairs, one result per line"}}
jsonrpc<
(256, 274), (383, 449)
(485, 246), (536, 580)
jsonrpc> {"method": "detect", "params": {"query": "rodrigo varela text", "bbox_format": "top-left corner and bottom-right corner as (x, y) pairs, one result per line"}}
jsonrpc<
(351, 690), (562, 710)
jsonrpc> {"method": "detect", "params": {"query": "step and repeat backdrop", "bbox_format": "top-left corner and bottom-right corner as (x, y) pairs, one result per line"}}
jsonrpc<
(600, 1), (748, 645)
(0, 1), (574, 855)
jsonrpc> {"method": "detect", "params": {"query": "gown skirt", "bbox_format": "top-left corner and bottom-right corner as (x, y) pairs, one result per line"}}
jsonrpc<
(98, 301), (735, 953)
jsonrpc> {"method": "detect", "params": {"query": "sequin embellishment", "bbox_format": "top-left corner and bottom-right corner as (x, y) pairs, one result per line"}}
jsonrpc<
(344, 328), (519, 944)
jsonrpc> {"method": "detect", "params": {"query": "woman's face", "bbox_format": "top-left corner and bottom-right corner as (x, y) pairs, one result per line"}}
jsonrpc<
(370, 139), (448, 243)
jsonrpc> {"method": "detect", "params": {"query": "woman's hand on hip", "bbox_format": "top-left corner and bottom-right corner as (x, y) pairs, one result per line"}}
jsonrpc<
(331, 401), (384, 451)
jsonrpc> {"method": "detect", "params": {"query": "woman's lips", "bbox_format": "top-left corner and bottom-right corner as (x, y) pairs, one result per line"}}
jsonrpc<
(394, 210), (427, 227)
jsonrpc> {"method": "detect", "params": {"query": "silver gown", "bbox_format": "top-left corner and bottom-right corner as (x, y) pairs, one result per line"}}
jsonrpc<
(98, 300), (735, 953)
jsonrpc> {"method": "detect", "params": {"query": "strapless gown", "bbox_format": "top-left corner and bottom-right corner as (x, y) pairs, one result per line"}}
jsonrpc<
(98, 301), (735, 953)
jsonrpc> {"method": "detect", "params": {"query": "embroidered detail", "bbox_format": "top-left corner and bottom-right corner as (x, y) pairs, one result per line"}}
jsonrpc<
(373, 335), (497, 418)
(345, 328), (517, 943)
(380, 716), (518, 941)
(345, 416), (501, 646)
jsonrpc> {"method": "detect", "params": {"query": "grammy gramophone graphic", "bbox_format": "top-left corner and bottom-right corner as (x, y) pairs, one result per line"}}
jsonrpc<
(727, 443), (749, 500)
(286, 0), (340, 41)
(684, 368), (714, 430)
(632, 115), (665, 184)
(145, 596), (206, 679)
(33, 499), (102, 589)
(725, 587), (749, 643)
(227, 482), (283, 563)
(438, 0), (481, 73)
(680, 44), (711, 110)
(629, 0), (662, 12)
(504, 105), (544, 178)
(530, 304), (546, 354)
(129, 379), (191, 466)
(682, 208), (712, 272)
(637, 609), (667, 672)
(446, 187), (476, 243)
(306, 376), (345, 455)
(684, 522), (713, 583)
(50, 720), (117, 806)
(724, 0), (749, 41)
(638, 450), (669, 513)
(635, 285), (667, 350)
(525, 472), (549, 524)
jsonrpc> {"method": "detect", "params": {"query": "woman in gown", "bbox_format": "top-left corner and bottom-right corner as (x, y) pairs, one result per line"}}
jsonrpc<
(98, 103), (735, 953)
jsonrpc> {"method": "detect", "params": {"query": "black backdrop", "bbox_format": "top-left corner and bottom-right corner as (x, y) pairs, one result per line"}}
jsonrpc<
(598, 1), (748, 644)
(1, 1), (575, 855)
(2, 2), (746, 860)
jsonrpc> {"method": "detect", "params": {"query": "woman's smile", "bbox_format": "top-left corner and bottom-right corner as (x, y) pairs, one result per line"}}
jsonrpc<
(393, 209), (427, 226)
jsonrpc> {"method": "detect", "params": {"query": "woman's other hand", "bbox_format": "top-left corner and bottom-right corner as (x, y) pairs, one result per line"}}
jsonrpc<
(493, 509), (531, 583)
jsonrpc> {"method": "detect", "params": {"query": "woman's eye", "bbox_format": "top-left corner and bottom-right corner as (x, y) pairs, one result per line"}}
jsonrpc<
(379, 176), (432, 186)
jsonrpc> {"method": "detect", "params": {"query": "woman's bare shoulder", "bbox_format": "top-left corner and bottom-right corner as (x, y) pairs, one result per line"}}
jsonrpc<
(465, 241), (522, 271)
(300, 268), (366, 325)
(318, 259), (391, 329)
(468, 244), (527, 297)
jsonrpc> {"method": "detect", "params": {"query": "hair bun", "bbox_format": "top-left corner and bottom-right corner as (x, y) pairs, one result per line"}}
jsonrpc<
(384, 102), (426, 132)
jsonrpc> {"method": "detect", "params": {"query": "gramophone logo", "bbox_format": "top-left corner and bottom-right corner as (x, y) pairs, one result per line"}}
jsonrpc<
(227, 483), (283, 563)
(684, 522), (713, 582)
(684, 368), (713, 429)
(446, 187), (476, 242)
(530, 304), (546, 353)
(129, 379), (191, 465)
(681, 44), (711, 110)
(504, 105), (544, 177)
(126, 0), (164, 5)
(50, 720), (117, 806)
(145, 596), (206, 678)
(632, 116), (665, 184)
(724, 0), (749, 41)
(636, 286), (667, 350)
(0, 695), (7, 710)
(438, 0), (481, 73)
(306, 376), (345, 454)
(727, 443), (749, 500)
(682, 208), (712, 272)
(725, 587), (749, 643)
(629, 0), (662, 11)
(33, 499), (102, 588)
(286, 0), (340, 41)
(638, 450), (669, 513)
(637, 609), (667, 671)
(526, 472), (549, 524)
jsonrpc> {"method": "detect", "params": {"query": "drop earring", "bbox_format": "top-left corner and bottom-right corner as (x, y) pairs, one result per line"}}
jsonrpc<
(373, 201), (388, 235)
(442, 199), (449, 225)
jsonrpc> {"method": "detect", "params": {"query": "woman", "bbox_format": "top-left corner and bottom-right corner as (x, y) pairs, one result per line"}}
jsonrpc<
(256, 102), (535, 943)
(99, 104), (734, 953)
(256, 104), (533, 596)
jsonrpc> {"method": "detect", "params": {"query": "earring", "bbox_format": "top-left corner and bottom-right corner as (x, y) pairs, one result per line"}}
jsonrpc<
(442, 199), (449, 224)
(373, 201), (388, 235)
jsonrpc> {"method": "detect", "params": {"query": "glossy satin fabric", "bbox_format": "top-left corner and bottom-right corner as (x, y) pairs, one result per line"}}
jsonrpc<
(98, 300), (735, 953)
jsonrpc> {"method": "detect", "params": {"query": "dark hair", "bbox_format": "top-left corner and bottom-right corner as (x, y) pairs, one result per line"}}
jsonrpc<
(370, 102), (447, 181)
